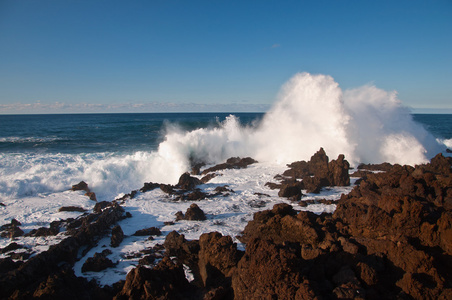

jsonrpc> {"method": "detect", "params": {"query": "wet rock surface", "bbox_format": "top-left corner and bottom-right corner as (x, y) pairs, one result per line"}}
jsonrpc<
(1, 152), (451, 299)
(118, 153), (451, 299)
(0, 202), (126, 299)
(176, 203), (207, 221)
(268, 147), (351, 195)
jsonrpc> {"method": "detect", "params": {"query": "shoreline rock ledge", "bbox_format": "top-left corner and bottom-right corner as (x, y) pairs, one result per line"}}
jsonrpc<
(0, 152), (451, 299)
(113, 153), (452, 299)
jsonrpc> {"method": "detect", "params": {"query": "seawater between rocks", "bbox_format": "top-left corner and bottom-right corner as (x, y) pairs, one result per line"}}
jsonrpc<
(0, 73), (452, 294)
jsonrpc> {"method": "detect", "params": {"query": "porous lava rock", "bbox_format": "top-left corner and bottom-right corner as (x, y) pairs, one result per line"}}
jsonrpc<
(0, 219), (24, 238)
(71, 181), (90, 192)
(81, 249), (114, 273)
(114, 257), (195, 300)
(25, 220), (61, 237)
(198, 232), (242, 290)
(0, 203), (126, 299)
(278, 181), (303, 200)
(133, 227), (162, 237)
(146, 153), (450, 299)
(177, 172), (203, 190)
(201, 157), (257, 175)
(59, 206), (86, 212)
(110, 225), (124, 247)
(275, 148), (350, 195)
(176, 203), (207, 221)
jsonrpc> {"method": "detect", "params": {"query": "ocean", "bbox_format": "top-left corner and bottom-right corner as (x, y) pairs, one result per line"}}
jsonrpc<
(0, 72), (451, 286)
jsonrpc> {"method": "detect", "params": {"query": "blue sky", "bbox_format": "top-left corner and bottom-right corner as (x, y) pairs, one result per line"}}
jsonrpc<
(0, 0), (451, 114)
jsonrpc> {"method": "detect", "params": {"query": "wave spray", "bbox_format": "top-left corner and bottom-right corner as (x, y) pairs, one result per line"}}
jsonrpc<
(157, 72), (442, 183)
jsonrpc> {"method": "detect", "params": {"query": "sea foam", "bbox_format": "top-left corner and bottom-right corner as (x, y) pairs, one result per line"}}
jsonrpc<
(0, 72), (444, 199)
(158, 72), (442, 174)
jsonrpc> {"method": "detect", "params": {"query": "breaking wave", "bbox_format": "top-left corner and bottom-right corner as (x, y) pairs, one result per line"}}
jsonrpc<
(157, 72), (442, 180)
(0, 72), (445, 199)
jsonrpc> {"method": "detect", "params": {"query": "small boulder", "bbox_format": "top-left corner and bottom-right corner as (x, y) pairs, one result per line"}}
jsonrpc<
(81, 249), (114, 273)
(111, 225), (124, 247)
(58, 206), (86, 212)
(176, 204), (206, 221)
(133, 227), (162, 236)
(71, 181), (90, 192)
(177, 172), (203, 190)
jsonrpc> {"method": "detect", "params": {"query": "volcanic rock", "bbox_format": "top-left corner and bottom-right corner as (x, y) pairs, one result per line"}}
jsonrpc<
(184, 190), (208, 201)
(200, 173), (217, 183)
(0, 219), (24, 238)
(133, 227), (162, 237)
(232, 237), (310, 299)
(114, 257), (194, 300)
(0, 202), (126, 299)
(25, 221), (61, 237)
(201, 157), (257, 175)
(177, 172), (203, 190)
(238, 203), (319, 245)
(198, 232), (242, 290)
(93, 201), (111, 213)
(276, 148), (350, 195)
(81, 249), (114, 273)
(71, 181), (90, 192)
(175, 203), (207, 221)
(278, 181), (303, 200)
(85, 192), (97, 201)
(140, 182), (160, 193)
(58, 206), (86, 212)
(0, 242), (24, 254)
(110, 225), (124, 248)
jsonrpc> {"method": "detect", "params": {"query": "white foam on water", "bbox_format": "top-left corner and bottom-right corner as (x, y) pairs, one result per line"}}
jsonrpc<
(0, 72), (448, 287)
(70, 161), (350, 286)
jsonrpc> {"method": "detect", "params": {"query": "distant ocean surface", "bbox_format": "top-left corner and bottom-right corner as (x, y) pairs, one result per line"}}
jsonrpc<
(0, 112), (450, 201)
(0, 113), (450, 155)
(0, 113), (264, 154)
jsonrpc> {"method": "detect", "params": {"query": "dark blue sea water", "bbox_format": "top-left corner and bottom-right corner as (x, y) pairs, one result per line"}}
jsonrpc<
(0, 112), (450, 200)
(0, 113), (264, 154)
(0, 113), (450, 155)
(412, 114), (452, 141)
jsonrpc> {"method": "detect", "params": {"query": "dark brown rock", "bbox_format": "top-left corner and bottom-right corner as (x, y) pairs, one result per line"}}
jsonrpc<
(232, 238), (305, 299)
(176, 172), (202, 190)
(200, 173), (217, 183)
(25, 221), (60, 237)
(0, 219), (24, 239)
(71, 181), (90, 192)
(329, 154), (351, 186)
(133, 227), (162, 236)
(140, 182), (160, 193)
(201, 157), (257, 175)
(180, 203), (207, 221)
(114, 257), (193, 300)
(111, 225), (124, 248)
(0, 242), (24, 254)
(85, 191), (97, 201)
(93, 201), (111, 213)
(175, 204), (207, 221)
(278, 182), (303, 200)
(58, 206), (86, 212)
(82, 249), (114, 273)
(0, 202), (125, 299)
(198, 232), (242, 289)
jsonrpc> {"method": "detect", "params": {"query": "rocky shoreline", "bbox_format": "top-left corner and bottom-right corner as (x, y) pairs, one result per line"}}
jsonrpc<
(0, 149), (451, 299)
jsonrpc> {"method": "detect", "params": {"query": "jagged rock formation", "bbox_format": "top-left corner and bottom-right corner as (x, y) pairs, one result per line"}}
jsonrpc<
(1, 152), (451, 299)
(268, 147), (351, 196)
(118, 153), (451, 299)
